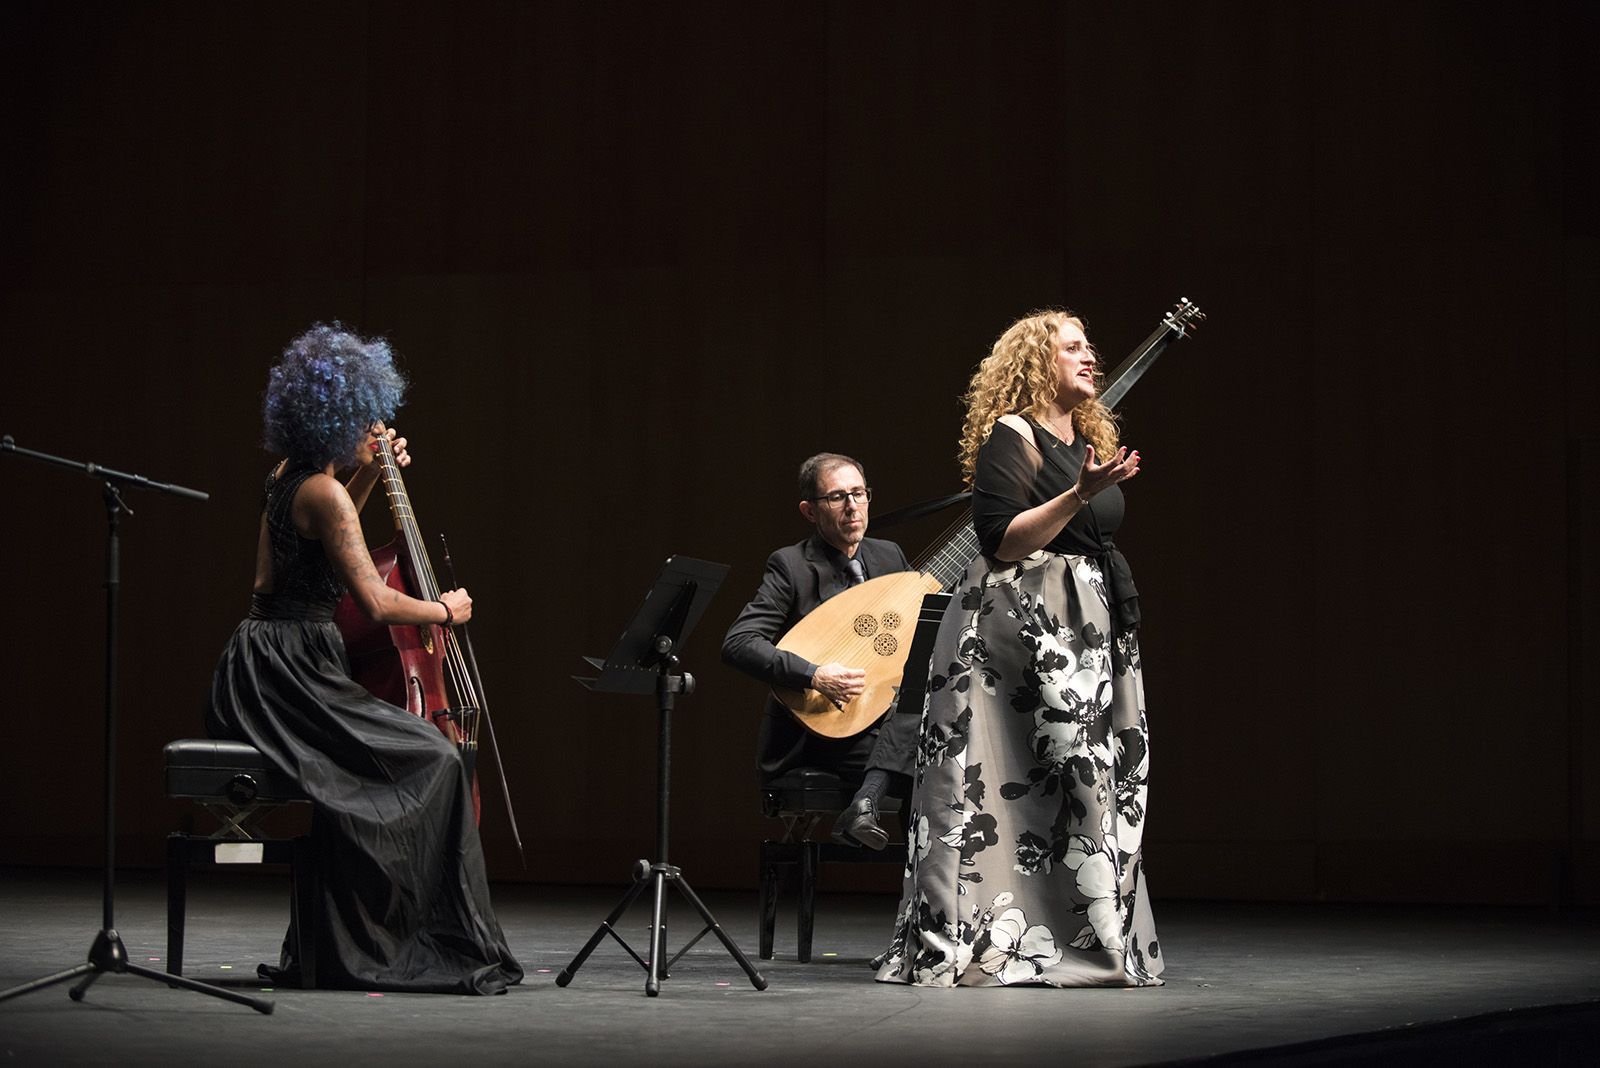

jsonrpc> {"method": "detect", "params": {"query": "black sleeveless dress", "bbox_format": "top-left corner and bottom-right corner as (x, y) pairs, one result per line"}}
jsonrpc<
(206, 463), (523, 994)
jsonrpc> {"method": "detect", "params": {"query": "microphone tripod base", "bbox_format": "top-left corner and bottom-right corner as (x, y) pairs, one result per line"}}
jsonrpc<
(0, 928), (274, 1015)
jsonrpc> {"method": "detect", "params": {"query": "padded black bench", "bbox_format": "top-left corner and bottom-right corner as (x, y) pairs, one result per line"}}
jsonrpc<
(163, 739), (318, 987)
(757, 768), (906, 963)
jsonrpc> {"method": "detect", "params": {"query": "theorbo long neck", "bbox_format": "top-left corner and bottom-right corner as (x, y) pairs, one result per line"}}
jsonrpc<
(375, 437), (442, 600)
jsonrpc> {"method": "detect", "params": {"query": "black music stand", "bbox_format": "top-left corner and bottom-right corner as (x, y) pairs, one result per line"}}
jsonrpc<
(0, 435), (273, 1015)
(892, 590), (953, 722)
(558, 555), (767, 997)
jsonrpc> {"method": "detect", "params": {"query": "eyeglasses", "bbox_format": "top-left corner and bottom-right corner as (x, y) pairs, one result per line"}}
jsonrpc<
(811, 488), (872, 507)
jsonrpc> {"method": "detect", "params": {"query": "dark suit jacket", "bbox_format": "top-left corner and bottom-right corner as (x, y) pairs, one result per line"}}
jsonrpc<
(722, 533), (912, 782)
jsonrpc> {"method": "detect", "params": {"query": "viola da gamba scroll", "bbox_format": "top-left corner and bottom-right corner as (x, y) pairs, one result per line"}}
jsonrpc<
(773, 298), (1205, 740)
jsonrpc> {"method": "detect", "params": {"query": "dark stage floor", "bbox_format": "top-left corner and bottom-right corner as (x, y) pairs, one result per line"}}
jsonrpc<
(0, 867), (1596, 1066)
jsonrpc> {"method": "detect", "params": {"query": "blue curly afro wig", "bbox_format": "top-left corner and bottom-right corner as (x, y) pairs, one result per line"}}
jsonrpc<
(263, 323), (407, 468)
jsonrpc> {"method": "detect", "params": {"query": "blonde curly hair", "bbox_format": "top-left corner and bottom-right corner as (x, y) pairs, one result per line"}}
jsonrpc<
(957, 309), (1120, 485)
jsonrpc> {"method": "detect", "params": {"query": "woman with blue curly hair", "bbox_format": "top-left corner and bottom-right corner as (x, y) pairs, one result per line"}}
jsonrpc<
(206, 324), (522, 995)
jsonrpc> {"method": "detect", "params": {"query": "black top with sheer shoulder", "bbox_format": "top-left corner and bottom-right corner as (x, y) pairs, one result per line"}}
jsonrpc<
(971, 417), (1140, 632)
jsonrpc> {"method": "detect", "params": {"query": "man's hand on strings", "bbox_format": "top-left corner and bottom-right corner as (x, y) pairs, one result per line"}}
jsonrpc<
(812, 662), (866, 709)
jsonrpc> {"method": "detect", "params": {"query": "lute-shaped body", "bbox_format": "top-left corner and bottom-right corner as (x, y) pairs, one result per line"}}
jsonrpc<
(771, 539), (974, 738)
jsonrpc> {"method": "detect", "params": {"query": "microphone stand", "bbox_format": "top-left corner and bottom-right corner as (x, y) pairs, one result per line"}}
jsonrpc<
(0, 434), (273, 1015)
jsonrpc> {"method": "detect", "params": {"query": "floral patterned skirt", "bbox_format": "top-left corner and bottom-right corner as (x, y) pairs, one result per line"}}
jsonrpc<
(874, 552), (1163, 987)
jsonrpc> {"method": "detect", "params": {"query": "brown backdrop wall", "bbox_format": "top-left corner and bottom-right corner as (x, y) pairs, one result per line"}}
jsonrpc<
(2, 0), (1595, 905)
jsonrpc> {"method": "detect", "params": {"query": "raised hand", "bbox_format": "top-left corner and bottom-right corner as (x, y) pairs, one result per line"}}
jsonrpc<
(1076, 443), (1141, 502)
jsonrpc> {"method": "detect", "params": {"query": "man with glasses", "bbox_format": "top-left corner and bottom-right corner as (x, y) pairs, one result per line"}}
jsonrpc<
(722, 452), (918, 849)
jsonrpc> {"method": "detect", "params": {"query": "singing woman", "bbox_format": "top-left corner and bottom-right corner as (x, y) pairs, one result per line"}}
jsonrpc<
(875, 308), (1163, 987)
(206, 323), (522, 994)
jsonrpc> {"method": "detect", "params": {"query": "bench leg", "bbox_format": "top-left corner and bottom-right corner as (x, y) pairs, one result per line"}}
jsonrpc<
(798, 840), (819, 964)
(758, 843), (781, 961)
(291, 836), (318, 990)
(166, 834), (188, 977)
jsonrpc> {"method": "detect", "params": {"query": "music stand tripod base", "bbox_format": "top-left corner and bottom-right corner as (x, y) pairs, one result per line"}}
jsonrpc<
(561, 556), (767, 996)
(554, 856), (769, 997)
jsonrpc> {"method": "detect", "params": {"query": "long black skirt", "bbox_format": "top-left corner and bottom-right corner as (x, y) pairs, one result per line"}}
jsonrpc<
(207, 613), (523, 995)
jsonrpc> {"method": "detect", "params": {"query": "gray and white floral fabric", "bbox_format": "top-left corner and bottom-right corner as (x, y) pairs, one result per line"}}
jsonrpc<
(875, 551), (1162, 987)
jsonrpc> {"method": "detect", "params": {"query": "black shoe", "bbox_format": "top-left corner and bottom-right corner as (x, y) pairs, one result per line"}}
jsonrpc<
(831, 796), (889, 851)
(257, 962), (301, 988)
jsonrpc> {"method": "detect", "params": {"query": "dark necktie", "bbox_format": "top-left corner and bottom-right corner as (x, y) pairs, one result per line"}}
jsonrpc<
(846, 556), (866, 586)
